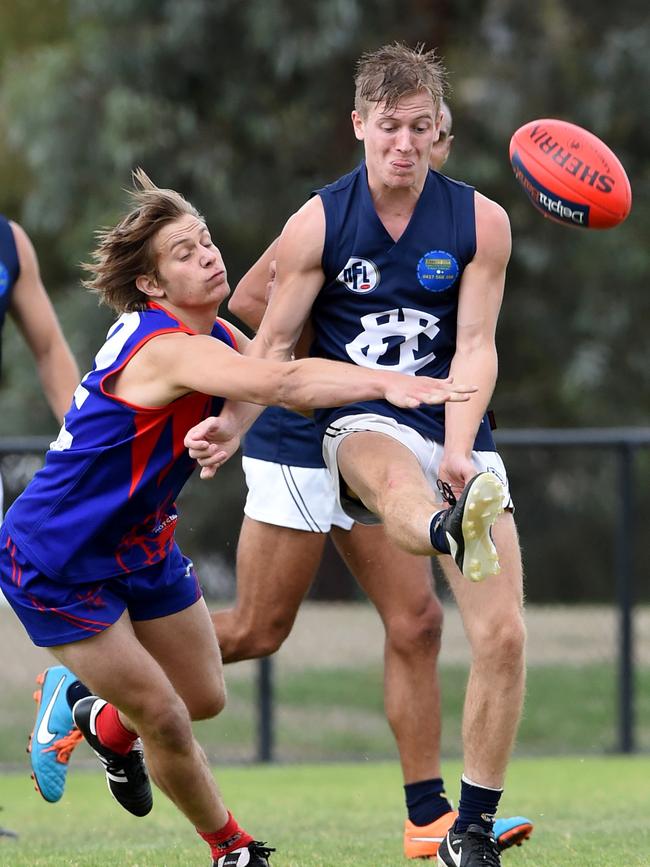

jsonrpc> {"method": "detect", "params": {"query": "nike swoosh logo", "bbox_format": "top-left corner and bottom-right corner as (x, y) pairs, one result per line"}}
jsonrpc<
(36, 676), (67, 745)
(448, 838), (463, 867)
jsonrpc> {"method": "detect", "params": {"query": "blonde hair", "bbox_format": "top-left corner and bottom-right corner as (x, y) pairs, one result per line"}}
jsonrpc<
(354, 42), (446, 118)
(82, 168), (203, 313)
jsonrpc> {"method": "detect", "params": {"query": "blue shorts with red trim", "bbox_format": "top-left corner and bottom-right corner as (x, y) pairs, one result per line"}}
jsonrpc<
(0, 527), (202, 648)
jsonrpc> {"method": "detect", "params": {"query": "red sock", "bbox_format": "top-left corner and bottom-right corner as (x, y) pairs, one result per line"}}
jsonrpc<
(95, 703), (137, 756)
(198, 812), (253, 860)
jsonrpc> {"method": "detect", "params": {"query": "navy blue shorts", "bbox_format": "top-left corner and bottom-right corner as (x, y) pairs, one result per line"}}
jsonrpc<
(0, 529), (202, 647)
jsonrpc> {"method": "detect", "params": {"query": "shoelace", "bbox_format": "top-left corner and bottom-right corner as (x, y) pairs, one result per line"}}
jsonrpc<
(119, 749), (148, 781)
(249, 841), (276, 859)
(104, 746), (149, 786)
(436, 478), (457, 507)
(43, 727), (84, 764)
(467, 828), (500, 865)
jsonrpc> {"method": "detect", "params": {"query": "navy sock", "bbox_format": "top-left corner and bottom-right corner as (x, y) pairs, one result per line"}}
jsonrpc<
(66, 680), (92, 711)
(456, 775), (502, 833)
(404, 777), (453, 826)
(429, 510), (451, 554)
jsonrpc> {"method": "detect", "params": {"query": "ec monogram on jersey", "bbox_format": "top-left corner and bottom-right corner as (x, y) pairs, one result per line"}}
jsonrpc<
(311, 162), (495, 450)
(345, 307), (440, 373)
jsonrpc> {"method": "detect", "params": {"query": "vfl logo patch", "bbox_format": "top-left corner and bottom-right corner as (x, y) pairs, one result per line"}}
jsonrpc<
(417, 250), (459, 292)
(0, 262), (10, 297)
(337, 257), (380, 294)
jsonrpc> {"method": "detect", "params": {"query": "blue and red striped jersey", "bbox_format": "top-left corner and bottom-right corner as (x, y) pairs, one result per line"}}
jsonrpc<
(4, 302), (237, 582)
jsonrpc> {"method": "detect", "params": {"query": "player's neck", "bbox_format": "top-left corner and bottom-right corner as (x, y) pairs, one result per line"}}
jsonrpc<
(367, 172), (425, 215)
(367, 174), (425, 243)
(152, 298), (220, 335)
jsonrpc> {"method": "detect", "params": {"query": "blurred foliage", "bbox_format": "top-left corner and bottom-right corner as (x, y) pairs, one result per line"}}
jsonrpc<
(0, 0), (647, 600)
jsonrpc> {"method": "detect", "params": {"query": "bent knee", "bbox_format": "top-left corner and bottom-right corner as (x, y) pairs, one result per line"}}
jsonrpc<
(139, 699), (194, 752)
(385, 598), (444, 656)
(187, 683), (227, 721)
(223, 617), (294, 662)
(468, 612), (527, 664)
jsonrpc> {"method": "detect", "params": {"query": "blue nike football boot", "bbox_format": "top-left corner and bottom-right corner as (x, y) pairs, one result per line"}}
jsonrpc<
(493, 815), (534, 850)
(28, 666), (83, 802)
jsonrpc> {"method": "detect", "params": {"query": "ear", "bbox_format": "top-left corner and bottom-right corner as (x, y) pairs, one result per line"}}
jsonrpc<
(135, 274), (164, 299)
(433, 111), (443, 141)
(351, 110), (365, 142)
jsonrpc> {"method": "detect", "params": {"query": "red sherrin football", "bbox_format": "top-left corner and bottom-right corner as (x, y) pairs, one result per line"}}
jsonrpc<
(509, 118), (632, 229)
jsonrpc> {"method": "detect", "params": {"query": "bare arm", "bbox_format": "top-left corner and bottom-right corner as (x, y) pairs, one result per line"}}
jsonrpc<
(9, 222), (80, 423)
(114, 328), (471, 413)
(208, 196), (329, 435)
(441, 193), (511, 490)
(228, 238), (279, 331)
(229, 236), (314, 357)
(249, 196), (327, 361)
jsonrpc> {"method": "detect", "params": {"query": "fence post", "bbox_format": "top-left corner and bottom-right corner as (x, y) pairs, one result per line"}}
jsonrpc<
(256, 656), (274, 762)
(616, 444), (635, 753)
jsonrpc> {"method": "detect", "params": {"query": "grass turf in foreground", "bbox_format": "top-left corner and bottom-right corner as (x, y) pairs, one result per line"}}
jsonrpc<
(0, 756), (648, 866)
(4, 662), (650, 765)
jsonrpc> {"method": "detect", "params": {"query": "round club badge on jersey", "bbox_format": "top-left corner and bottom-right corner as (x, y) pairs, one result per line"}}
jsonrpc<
(417, 250), (459, 292)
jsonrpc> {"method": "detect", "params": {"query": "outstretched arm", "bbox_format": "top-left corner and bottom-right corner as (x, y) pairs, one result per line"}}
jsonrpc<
(9, 222), (80, 423)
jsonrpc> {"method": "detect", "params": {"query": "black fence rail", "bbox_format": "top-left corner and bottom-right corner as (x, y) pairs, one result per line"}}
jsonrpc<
(1, 428), (648, 762)
(497, 427), (648, 756)
(255, 427), (650, 762)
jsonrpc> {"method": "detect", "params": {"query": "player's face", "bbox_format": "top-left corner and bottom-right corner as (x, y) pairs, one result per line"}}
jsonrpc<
(150, 215), (230, 312)
(429, 107), (454, 171)
(352, 90), (438, 190)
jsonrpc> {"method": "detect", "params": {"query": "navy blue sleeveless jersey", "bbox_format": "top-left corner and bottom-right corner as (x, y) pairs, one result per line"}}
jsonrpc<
(243, 406), (324, 467)
(0, 216), (20, 371)
(311, 163), (495, 450)
(3, 302), (237, 582)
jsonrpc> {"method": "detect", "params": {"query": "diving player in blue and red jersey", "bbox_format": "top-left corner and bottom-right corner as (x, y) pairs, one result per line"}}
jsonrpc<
(188, 45), (528, 867)
(1, 169), (474, 867)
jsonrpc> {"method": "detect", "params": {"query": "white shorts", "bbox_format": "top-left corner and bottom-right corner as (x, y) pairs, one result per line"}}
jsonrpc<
(322, 413), (513, 523)
(242, 456), (355, 533)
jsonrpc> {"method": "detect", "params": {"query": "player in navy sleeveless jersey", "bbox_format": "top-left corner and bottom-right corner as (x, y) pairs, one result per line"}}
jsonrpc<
(188, 46), (528, 867)
(209, 100), (530, 861)
(0, 216), (79, 516)
(0, 214), (80, 822)
(3, 170), (470, 867)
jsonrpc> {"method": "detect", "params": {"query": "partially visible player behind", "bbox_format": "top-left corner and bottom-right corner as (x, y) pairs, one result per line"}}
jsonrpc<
(0, 215), (79, 517)
(6, 170), (470, 866)
(0, 214), (82, 801)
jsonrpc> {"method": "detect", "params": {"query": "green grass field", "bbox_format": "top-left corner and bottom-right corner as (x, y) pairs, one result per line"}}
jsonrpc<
(1, 757), (649, 866)
(4, 662), (650, 767)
